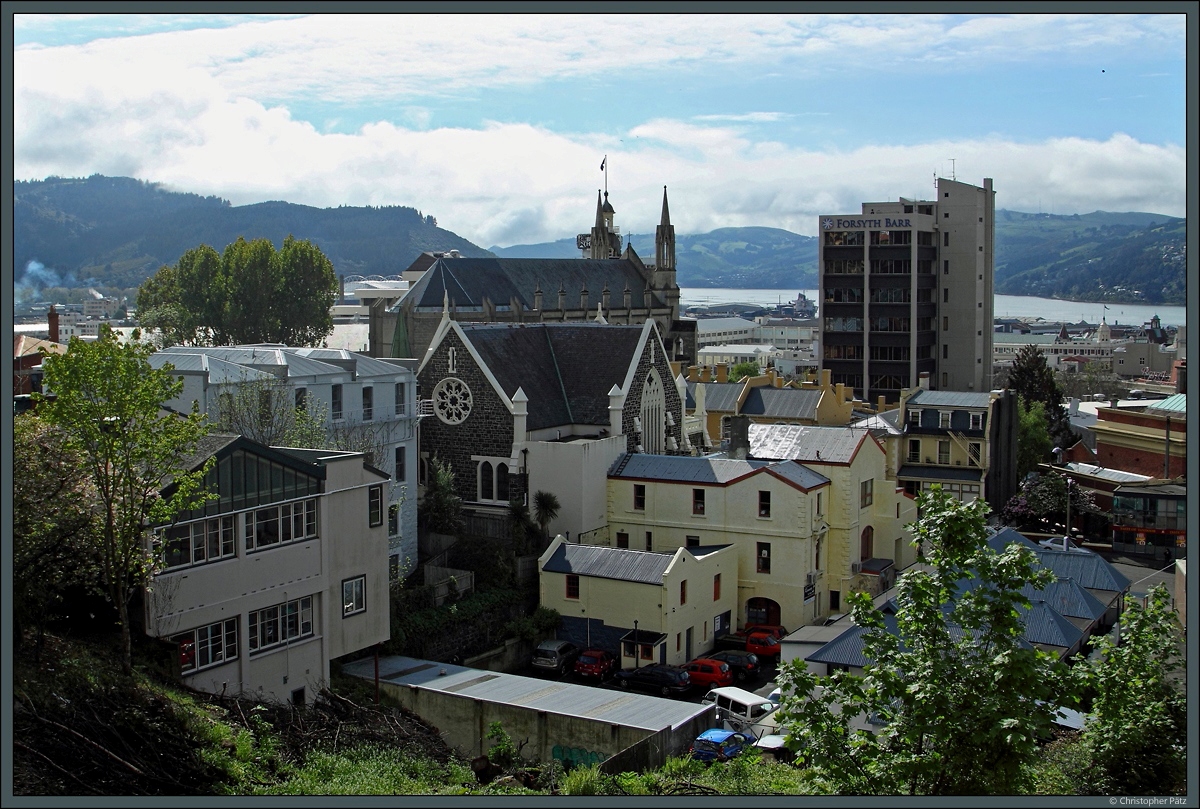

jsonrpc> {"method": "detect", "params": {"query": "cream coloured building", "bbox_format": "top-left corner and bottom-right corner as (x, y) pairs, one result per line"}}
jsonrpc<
(599, 453), (833, 632)
(538, 536), (739, 667)
(145, 435), (391, 706)
(744, 423), (919, 617)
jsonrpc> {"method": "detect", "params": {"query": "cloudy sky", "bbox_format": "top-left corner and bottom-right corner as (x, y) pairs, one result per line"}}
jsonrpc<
(13, 12), (1187, 249)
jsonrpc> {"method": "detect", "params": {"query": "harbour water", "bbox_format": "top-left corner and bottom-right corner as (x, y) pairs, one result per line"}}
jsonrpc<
(681, 288), (1187, 328)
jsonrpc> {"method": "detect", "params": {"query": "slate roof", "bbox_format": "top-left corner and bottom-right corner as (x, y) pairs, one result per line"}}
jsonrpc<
(685, 381), (743, 412)
(905, 390), (993, 409)
(541, 542), (674, 585)
(403, 257), (664, 311)
(747, 424), (871, 464)
(459, 322), (645, 430)
(740, 387), (822, 420)
(608, 452), (828, 490)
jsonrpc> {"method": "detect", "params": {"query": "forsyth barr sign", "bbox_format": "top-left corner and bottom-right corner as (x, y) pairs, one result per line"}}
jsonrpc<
(822, 217), (913, 230)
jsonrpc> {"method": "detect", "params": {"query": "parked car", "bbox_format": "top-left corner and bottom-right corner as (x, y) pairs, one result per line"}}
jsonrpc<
(753, 734), (796, 764)
(689, 729), (752, 763)
(714, 629), (781, 663)
(703, 649), (761, 682)
(531, 639), (580, 675)
(744, 624), (789, 641)
(612, 664), (691, 696)
(685, 658), (734, 690)
(573, 648), (617, 680)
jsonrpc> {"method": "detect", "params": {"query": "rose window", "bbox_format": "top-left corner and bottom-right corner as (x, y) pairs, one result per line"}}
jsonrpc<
(433, 377), (472, 424)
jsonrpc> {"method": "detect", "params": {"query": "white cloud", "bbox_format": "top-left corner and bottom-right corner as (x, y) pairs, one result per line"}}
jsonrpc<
(12, 13), (1186, 248)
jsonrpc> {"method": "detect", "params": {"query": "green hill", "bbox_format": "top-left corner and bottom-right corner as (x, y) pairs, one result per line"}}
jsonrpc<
(13, 176), (1186, 304)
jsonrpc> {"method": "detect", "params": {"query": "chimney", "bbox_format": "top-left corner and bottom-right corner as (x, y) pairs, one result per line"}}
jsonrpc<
(716, 363), (729, 383)
(687, 365), (699, 382)
(580, 285), (589, 311)
(729, 415), (751, 460)
(835, 382), (845, 402)
(701, 366), (712, 383)
(774, 370), (783, 388)
(821, 368), (832, 390)
(48, 305), (59, 343)
(878, 395), (886, 413)
(919, 371), (931, 390)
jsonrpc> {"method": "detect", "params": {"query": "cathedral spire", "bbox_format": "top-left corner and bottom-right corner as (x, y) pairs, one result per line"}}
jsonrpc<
(660, 185), (671, 228)
(655, 185), (676, 272)
(594, 189), (605, 230)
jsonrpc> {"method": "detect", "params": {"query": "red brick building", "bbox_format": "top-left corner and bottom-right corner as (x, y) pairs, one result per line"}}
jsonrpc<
(1089, 395), (1186, 479)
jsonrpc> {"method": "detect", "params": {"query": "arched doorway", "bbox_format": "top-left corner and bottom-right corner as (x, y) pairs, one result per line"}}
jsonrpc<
(746, 597), (781, 627)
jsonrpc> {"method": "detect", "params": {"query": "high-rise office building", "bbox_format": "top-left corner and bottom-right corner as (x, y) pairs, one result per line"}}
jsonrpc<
(818, 177), (995, 402)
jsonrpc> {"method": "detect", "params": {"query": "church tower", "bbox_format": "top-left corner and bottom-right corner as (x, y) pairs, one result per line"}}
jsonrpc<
(589, 190), (620, 259)
(655, 186), (675, 272)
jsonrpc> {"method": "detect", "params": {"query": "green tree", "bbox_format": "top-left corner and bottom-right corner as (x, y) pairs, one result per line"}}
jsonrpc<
(12, 414), (101, 658)
(39, 327), (214, 674)
(1001, 471), (1103, 535)
(1005, 345), (1073, 449)
(136, 235), (336, 348)
(1016, 399), (1055, 482)
(420, 456), (463, 536)
(214, 375), (329, 448)
(1076, 584), (1186, 795)
(775, 488), (1067, 795)
(730, 361), (761, 382)
(533, 490), (561, 539)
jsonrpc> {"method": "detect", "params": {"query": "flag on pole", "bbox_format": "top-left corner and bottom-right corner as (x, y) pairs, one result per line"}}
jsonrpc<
(600, 156), (606, 171)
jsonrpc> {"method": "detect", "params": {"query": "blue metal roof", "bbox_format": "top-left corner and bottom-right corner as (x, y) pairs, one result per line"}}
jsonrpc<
(1146, 393), (1186, 414)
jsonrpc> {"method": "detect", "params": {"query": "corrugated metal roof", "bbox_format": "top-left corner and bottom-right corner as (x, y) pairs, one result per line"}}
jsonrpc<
(767, 461), (830, 491)
(748, 424), (869, 464)
(1113, 482), (1187, 497)
(987, 527), (1041, 553)
(340, 655), (710, 732)
(1021, 601), (1084, 649)
(685, 381), (743, 413)
(905, 390), (993, 408)
(1146, 393), (1186, 414)
(542, 542), (674, 584)
(1024, 579), (1108, 621)
(740, 387), (822, 420)
(853, 409), (903, 435)
(1035, 549), (1131, 593)
(695, 317), (759, 332)
(1064, 462), (1150, 484)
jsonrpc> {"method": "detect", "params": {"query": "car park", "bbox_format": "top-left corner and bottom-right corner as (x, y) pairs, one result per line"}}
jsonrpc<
(612, 664), (691, 696)
(689, 729), (752, 763)
(573, 648), (616, 680)
(702, 685), (782, 737)
(531, 639), (580, 676)
(684, 658), (734, 690)
(703, 649), (761, 682)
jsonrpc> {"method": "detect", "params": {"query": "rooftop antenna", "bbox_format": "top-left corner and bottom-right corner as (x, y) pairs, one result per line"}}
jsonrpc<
(949, 158), (956, 181)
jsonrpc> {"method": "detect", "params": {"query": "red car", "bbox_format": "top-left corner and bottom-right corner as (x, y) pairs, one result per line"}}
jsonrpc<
(685, 658), (734, 689)
(573, 648), (617, 680)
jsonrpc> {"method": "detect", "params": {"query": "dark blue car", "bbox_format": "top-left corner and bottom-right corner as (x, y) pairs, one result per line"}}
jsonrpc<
(689, 728), (752, 763)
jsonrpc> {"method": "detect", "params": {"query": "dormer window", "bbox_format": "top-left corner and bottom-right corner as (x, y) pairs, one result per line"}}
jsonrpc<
(908, 409), (921, 425)
(970, 412), (983, 430)
(939, 411), (951, 429)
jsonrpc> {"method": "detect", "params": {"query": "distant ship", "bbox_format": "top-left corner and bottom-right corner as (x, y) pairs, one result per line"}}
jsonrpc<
(769, 291), (817, 319)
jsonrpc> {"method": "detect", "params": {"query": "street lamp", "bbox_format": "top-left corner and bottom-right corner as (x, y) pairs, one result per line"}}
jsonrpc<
(633, 619), (639, 670)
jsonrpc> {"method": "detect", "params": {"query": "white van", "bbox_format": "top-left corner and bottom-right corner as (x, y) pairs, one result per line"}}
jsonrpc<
(701, 686), (781, 738)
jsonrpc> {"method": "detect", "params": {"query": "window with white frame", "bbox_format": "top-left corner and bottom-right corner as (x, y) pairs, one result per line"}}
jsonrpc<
(939, 411), (951, 429)
(938, 440), (951, 465)
(161, 516), (236, 570)
(969, 442), (982, 466)
(171, 618), (237, 674)
(248, 595), (313, 653)
(860, 479), (873, 508)
(394, 382), (406, 415)
(244, 500), (318, 552)
(908, 408), (921, 425)
(332, 384), (343, 421)
(362, 387), (374, 421)
(477, 460), (511, 503)
(907, 439), (921, 463)
(970, 412), (983, 430)
(343, 575), (366, 617)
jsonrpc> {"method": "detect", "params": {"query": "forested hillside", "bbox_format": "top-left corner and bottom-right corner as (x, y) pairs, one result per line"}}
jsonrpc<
(13, 175), (1186, 304)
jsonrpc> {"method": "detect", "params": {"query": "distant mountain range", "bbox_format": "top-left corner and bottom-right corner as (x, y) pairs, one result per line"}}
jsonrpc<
(13, 175), (1186, 305)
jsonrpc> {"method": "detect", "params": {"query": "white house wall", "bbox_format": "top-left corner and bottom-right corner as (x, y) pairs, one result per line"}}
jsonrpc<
(525, 436), (626, 541)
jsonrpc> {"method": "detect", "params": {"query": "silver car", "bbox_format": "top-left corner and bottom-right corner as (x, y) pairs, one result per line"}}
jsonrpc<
(531, 639), (580, 675)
